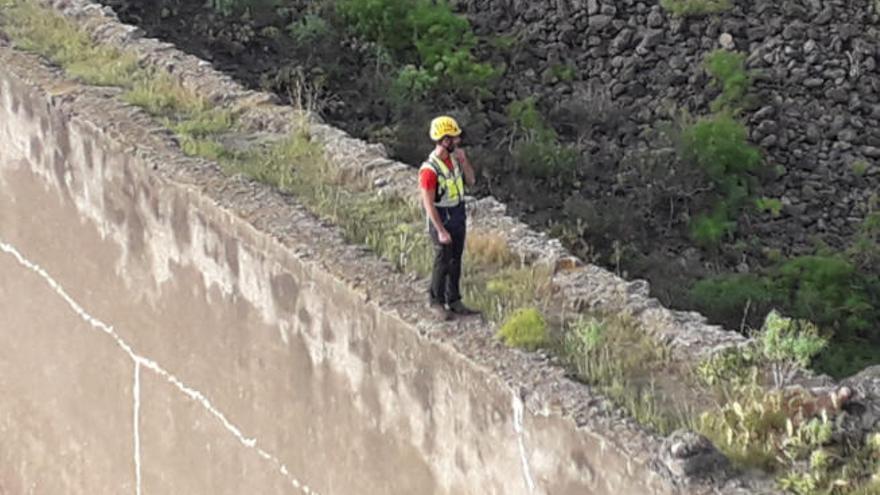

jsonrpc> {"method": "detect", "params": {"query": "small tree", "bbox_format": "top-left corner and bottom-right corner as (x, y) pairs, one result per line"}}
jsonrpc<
(758, 310), (827, 389)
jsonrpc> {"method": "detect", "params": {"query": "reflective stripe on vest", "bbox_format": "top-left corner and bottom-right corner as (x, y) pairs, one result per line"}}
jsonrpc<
(420, 152), (465, 208)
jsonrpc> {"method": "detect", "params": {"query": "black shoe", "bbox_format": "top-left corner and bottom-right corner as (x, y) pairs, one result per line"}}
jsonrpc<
(448, 301), (479, 316)
(428, 302), (453, 321)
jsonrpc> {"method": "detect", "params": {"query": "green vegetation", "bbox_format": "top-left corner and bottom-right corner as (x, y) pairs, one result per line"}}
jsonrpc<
(679, 112), (762, 246)
(560, 314), (687, 435)
(704, 50), (751, 113)
(691, 253), (880, 377)
(506, 97), (579, 182)
(550, 63), (576, 82)
(208, 0), (278, 16)
(755, 197), (783, 217)
(497, 307), (548, 350)
(675, 50), (762, 248)
(851, 160), (870, 177)
(287, 14), (331, 44)
(660, 0), (732, 17)
(694, 312), (880, 494)
(1, 0), (140, 86)
(680, 114), (760, 204)
(337, 0), (498, 99)
(759, 310), (827, 388)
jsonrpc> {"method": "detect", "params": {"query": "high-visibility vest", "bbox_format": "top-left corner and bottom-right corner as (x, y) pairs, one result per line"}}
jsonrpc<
(419, 152), (465, 208)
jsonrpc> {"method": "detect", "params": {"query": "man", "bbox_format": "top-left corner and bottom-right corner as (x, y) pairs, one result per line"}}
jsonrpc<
(419, 115), (480, 321)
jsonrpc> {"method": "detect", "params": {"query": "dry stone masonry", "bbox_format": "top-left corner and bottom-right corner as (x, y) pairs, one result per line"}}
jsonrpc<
(455, 0), (880, 253)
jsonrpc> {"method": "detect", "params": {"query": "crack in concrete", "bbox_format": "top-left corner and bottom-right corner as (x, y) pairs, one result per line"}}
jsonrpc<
(512, 391), (537, 494)
(0, 239), (318, 495)
(134, 361), (142, 495)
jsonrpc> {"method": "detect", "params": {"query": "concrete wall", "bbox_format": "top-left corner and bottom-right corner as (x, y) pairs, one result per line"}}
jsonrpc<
(0, 43), (702, 494)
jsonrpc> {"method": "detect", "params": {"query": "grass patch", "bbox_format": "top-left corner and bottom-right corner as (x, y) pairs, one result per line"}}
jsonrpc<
(1, 0), (141, 86)
(660, 0), (731, 17)
(465, 230), (517, 267)
(559, 314), (689, 435)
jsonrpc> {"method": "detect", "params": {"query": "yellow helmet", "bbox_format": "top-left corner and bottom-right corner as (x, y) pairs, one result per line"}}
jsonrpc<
(429, 115), (462, 141)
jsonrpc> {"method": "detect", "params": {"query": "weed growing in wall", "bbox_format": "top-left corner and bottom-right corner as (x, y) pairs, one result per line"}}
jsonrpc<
(660, 0), (732, 17)
(560, 314), (687, 435)
(497, 307), (548, 350)
(704, 50), (752, 113)
(675, 49), (761, 248)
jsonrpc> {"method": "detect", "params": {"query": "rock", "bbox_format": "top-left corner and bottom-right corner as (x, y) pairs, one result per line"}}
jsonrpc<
(754, 105), (775, 120)
(838, 128), (857, 142)
(863, 146), (880, 158)
(755, 120), (779, 136)
(760, 135), (779, 148)
(586, 0), (600, 15)
(840, 366), (880, 439)
(804, 39), (817, 54)
(588, 15), (614, 30)
(827, 88), (849, 103)
(658, 430), (730, 481)
(803, 77), (825, 88)
(610, 29), (634, 54)
(647, 9), (664, 29)
(636, 29), (664, 55)
(668, 56), (687, 70)
(719, 32), (735, 50)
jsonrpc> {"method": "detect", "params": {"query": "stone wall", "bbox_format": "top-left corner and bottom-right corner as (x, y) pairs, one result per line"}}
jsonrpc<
(0, 20), (770, 495)
(456, 0), (880, 253)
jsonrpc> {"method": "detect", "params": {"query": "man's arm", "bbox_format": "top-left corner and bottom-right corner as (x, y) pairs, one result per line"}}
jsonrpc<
(455, 148), (476, 187)
(420, 173), (451, 244)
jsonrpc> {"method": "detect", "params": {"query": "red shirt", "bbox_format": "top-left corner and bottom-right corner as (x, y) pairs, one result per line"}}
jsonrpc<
(419, 155), (455, 192)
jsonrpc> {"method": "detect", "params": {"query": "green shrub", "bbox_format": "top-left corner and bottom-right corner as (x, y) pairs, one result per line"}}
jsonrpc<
(287, 14), (331, 44)
(776, 255), (878, 338)
(691, 273), (778, 327)
(209, 0), (279, 16)
(689, 207), (736, 247)
(507, 97), (579, 180)
(755, 197), (783, 217)
(497, 307), (548, 350)
(680, 113), (761, 198)
(391, 65), (439, 101)
(759, 310), (827, 388)
(337, 0), (416, 55)
(704, 50), (751, 112)
(337, 0), (497, 97)
(661, 0), (732, 17)
(696, 345), (758, 388)
(511, 140), (580, 180)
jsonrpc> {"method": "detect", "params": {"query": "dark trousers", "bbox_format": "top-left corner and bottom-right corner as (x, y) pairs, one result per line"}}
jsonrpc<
(428, 204), (467, 305)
